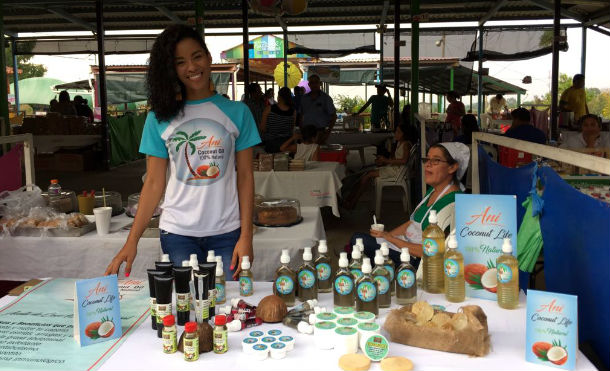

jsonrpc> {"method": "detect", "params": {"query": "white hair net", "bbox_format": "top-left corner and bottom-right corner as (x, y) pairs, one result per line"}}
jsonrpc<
(438, 142), (470, 180)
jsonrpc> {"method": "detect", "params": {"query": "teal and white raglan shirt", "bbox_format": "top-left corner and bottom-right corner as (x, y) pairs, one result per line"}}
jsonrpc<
(139, 94), (261, 237)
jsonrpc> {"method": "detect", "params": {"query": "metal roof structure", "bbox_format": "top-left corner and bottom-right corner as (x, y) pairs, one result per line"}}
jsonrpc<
(2, 1), (609, 35)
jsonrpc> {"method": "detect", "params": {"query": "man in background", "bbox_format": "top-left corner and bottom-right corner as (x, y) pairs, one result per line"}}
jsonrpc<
(354, 83), (393, 130)
(488, 94), (508, 116)
(560, 74), (589, 125)
(504, 107), (546, 144)
(300, 74), (336, 143)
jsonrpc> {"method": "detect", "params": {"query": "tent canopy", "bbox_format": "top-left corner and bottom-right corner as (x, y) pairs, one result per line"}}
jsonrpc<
(9, 77), (92, 106)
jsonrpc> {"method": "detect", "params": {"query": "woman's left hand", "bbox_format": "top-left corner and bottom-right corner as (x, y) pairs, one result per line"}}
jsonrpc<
(231, 237), (253, 280)
(369, 229), (388, 239)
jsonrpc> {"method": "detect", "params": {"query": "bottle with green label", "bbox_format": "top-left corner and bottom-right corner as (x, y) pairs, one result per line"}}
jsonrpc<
(422, 210), (445, 293)
(215, 256), (226, 305)
(380, 242), (395, 295)
(355, 258), (378, 316)
(349, 246), (363, 281)
(496, 238), (519, 309)
(444, 234), (465, 303)
(162, 314), (177, 354)
(239, 256), (253, 297)
(372, 250), (391, 308)
(297, 247), (318, 301)
(274, 249), (296, 306)
(315, 240), (332, 293)
(396, 248), (417, 304)
(213, 314), (228, 354)
(334, 252), (354, 307)
(183, 322), (199, 361)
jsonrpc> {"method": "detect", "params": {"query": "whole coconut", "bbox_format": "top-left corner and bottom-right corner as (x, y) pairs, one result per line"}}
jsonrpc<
(178, 322), (213, 353)
(256, 294), (288, 323)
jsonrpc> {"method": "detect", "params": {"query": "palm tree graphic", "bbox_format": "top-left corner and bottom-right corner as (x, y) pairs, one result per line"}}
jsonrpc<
(171, 130), (206, 177)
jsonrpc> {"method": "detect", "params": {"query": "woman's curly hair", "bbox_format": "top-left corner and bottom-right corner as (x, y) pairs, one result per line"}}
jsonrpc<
(147, 24), (209, 122)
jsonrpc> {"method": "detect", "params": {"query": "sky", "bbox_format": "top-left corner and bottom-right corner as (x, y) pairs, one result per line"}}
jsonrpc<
(24, 23), (610, 103)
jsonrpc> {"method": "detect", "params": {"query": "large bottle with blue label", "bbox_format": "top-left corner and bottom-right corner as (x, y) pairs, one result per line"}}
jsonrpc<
(334, 252), (354, 307)
(355, 258), (378, 316)
(396, 248), (417, 304)
(444, 234), (465, 303)
(422, 210), (445, 293)
(496, 238), (519, 309)
(349, 246), (363, 281)
(274, 249), (296, 306)
(372, 250), (391, 308)
(315, 240), (332, 293)
(380, 242), (395, 295)
(297, 247), (318, 301)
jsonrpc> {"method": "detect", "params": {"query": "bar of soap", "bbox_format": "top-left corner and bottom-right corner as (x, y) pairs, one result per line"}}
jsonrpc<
(338, 353), (371, 371)
(380, 356), (414, 371)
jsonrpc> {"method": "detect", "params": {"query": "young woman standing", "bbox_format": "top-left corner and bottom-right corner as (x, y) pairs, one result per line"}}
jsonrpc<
(105, 25), (260, 279)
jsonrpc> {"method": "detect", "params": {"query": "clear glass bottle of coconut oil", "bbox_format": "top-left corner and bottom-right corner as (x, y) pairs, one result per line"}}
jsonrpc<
(496, 238), (519, 309)
(297, 247), (318, 301)
(334, 252), (354, 307)
(274, 249), (296, 306)
(315, 240), (332, 293)
(444, 234), (465, 303)
(372, 251), (391, 308)
(422, 210), (445, 293)
(355, 258), (378, 316)
(396, 248), (417, 304)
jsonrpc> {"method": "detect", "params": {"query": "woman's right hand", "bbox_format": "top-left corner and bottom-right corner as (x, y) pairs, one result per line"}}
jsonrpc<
(104, 241), (138, 277)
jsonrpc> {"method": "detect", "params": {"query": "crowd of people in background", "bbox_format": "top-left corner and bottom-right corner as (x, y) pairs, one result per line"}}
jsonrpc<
(49, 90), (94, 122)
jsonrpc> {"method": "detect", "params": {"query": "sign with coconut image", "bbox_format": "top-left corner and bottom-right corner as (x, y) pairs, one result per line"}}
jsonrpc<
(526, 290), (577, 370)
(74, 275), (122, 346)
(455, 194), (517, 300)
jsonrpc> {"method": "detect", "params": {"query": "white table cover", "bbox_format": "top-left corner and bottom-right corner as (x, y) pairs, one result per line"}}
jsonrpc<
(0, 282), (595, 371)
(0, 208), (325, 282)
(254, 161), (345, 217)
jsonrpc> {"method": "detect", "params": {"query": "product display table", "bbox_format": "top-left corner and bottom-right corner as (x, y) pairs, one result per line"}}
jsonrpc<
(0, 207), (325, 282)
(0, 281), (595, 371)
(254, 161), (345, 217)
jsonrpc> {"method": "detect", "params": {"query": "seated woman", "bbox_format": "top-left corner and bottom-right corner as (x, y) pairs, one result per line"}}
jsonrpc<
(349, 142), (470, 270)
(280, 124), (319, 161)
(561, 114), (609, 152)
(343, 123), (416, 210)
(260, 87), (296, 153)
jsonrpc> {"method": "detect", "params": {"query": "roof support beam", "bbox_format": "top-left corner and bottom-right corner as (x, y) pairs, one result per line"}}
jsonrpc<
(582, 8), (610, 27)
(527, 0), (584, 22)
(479, 0), (508, 26)
(46, 6), (96, 32)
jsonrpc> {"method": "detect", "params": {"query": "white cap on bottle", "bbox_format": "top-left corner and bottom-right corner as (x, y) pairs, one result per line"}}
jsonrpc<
(502, 238), (513, 253)
(190, 253), (198, 261)
(361, 258), (372, 274)
(400, 248), (410, 262)
(241, 256), (251, 270)
(380, 242), (389, 256)
(429, 210), (438, 224)
(280, 249), (291, 264)
(338, 254), (349, 268)
(189, 254), (198, 269)
(307, 299), (318, 307)
(356, 238), (364, 248)
(161, 254), (170, 262)
(340, 252), (348, 261)
(374, 254), (385, 266)
(227, 319), (242, 332)
(303, 247), (313, 261)
(318, 240), (328, 253)
(207, 250), (215, 262)
(448, 234), (458, 249)
(375, 249), (383, 258)
(182, 260), (190, 267)
(351, 247), (361, 260)
(216, 258), (223, 275)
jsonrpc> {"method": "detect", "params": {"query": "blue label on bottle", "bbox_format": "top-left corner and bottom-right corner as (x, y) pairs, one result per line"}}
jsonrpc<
(215, 283), (225, 302)
(497, 263), (513, 284)
(397, 269), (415, 289)
(351, 269), (363, 280)
(357, 282), (377, 302)
(384, 264), (395, 281)
(240, 276), (253, 295)
(316, 263), (331, 281)
(444, 258), (459, 278)
(298, 270), (315, 289)
(275, 275), (295, 295)
(334, 276), (353, 295)
(423, 238), (439, 256)
(374, 276), (390, 295)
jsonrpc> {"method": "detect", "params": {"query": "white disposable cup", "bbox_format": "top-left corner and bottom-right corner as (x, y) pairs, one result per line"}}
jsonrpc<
(93, 206), (112, 235)
(371, 223), (385, 232)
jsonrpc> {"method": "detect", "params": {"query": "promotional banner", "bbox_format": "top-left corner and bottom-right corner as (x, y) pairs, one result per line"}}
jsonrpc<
(0, 278), (149, 371)
(455, 194), (517, 300)
(526, 290), (578, 370)
(74, 275), (122, 346)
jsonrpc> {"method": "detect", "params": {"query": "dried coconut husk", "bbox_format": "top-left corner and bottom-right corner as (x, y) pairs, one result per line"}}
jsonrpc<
(178, 322), (213, 354)
(256, 294), (288, 323)
(383, 304), (490, 357)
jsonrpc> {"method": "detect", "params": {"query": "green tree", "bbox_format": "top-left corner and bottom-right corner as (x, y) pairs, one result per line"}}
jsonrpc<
(171, 130), (206, 177)
(588, 89), (610, 119)
(333, 94), (368, 113)
(4, 41), (47, 84)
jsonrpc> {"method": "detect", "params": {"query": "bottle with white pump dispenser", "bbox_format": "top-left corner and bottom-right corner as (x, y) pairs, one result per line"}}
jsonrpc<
(355, 258), (378, 315)
(215, 256), (226, 304)
(297, 247), (317, 301)
(396, 248), (417, 304)
(444, 234), (465, 303)
(496, 238), (519, 309)
(275, 249), (296, 306)
(315, 240), (332, 293)
(349, 247), (363, 281)
(372, 250), (391, 308)
(422, 210), (445, 293)
(380, 242), (395, 295)
(355, 238), (365, 253)
(334, 252), (354, 307)
(239, 256), (253, 297)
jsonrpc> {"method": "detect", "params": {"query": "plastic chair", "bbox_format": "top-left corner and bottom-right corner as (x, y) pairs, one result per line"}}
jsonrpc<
(373, 144), (419, 220)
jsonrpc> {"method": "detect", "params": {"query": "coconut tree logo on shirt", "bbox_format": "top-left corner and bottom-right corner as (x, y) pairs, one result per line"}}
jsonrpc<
(168, 119), (232, 186)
